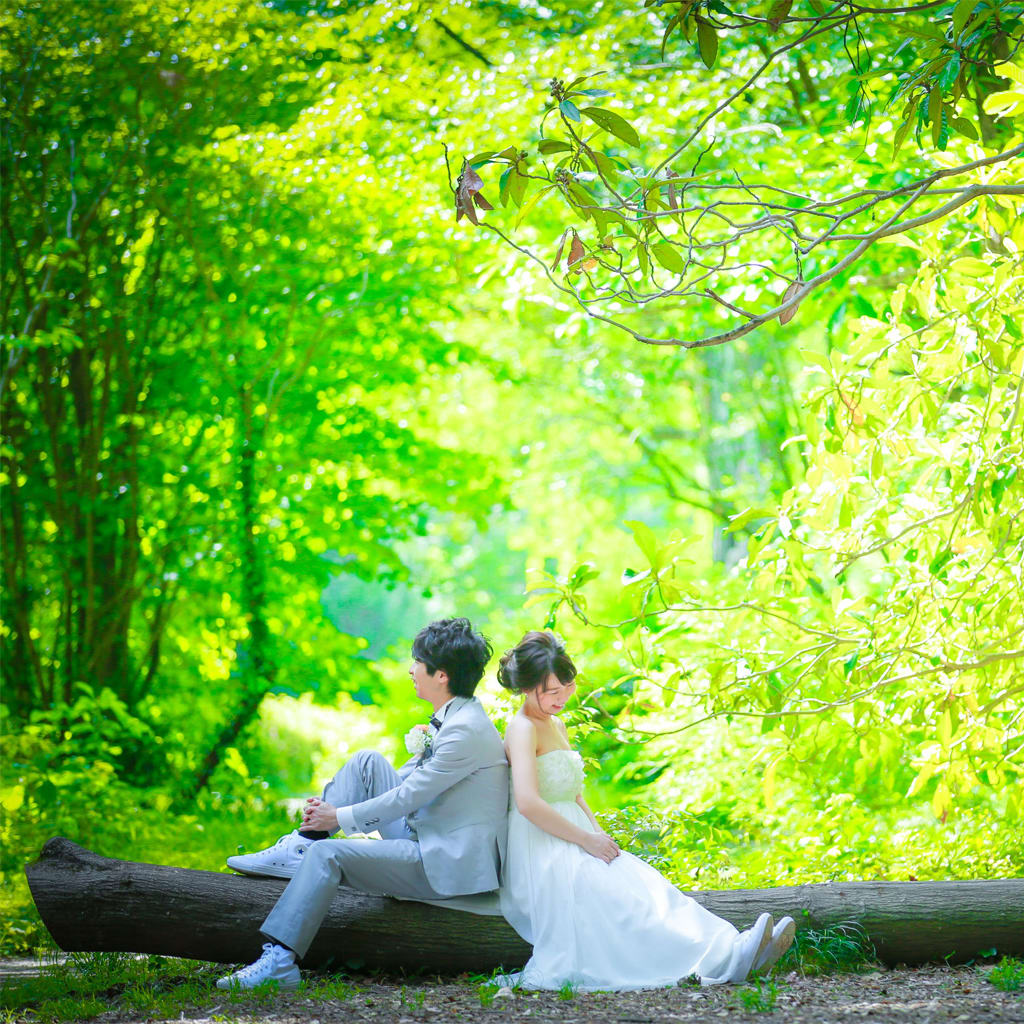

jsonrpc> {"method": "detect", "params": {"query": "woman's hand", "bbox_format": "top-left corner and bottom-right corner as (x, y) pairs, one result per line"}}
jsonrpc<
(302, 796), (339, 833)
(580, 830), (620, 863)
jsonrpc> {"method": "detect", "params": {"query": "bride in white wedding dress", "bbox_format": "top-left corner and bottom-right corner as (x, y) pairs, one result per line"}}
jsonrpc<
(497, 631), (795, 991)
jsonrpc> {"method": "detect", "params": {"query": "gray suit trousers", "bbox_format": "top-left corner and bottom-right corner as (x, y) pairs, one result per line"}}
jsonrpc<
(261, 751), (443, 959)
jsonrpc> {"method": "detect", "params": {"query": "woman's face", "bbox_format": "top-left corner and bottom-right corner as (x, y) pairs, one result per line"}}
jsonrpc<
(532, 672), (576, 716)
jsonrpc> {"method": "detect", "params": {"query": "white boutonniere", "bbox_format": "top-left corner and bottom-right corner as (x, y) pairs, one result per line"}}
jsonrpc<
(405, 723), (431, 756)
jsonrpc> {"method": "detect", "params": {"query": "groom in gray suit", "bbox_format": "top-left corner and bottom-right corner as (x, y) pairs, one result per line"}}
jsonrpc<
(217, 618), (509, 990)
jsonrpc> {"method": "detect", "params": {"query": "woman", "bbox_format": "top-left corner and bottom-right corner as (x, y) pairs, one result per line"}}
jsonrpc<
(497, 630), (794, 991)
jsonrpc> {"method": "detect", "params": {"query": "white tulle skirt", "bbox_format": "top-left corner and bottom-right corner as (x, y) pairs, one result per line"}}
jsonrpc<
(498, 798), (746, 991)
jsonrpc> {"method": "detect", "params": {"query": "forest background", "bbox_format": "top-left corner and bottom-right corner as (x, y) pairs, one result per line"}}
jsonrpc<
(1, 0), (1022, 957)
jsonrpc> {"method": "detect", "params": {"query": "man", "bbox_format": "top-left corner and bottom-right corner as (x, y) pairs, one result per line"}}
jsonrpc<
(217, 617), (509, 990)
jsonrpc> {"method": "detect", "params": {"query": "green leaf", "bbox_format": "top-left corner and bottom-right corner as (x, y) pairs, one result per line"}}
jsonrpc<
(568, 561), (600, 588)
(650, 241), (686, 274)
(767, 0), (793, 30)
(636, 244), (650, 281)
(950, 115), (978, 140)
(537, 138), (573, 155)
(625, 519), (661, 569)
(588, 150), (621, 179)
(726, 506), (772, 533)
(950, 257), (990, 276)
(661, 11), (682, 58)
(560, 99), (581, 122)
(514, 184), (554, 227)
(907, 763), (936, 798)
(579, 106), (641, 147)
(938, 709), (952, 748)
(844, 83), (863, 124)
(938, 53), (961, 92)
(952, 0), (978, 38)
(696, 18), (719, 68)
(928, 85), (943, 146)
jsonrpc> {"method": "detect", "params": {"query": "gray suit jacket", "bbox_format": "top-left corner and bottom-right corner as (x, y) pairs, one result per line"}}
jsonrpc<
(343, 697), (509, 896)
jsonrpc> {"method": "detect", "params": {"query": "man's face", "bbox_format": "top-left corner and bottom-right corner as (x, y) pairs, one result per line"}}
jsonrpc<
(410, 659), (451, 707)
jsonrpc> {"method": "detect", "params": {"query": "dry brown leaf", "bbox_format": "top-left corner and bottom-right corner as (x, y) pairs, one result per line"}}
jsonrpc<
(779, 280), (803, 325)
(568, 231), (586, 270)
(550, 229), (569, 271)
(455, 161), (491, 225)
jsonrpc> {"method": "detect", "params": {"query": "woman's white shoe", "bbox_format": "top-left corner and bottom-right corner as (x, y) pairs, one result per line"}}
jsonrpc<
(753, 915), (796, 974)
(729, 913), (774, 982)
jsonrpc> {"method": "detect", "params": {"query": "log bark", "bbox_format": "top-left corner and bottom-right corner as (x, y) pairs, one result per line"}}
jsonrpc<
(26, 837), (1024, 970)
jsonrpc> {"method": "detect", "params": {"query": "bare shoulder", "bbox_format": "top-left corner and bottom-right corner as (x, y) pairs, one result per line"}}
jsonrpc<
(505, 714), (537, 743)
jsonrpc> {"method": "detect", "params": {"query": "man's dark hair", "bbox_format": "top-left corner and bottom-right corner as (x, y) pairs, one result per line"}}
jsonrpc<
(411, 618), (493, 698)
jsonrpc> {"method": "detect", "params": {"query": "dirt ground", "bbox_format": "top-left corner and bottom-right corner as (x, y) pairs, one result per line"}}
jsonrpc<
(15, 963), (1020, 1024)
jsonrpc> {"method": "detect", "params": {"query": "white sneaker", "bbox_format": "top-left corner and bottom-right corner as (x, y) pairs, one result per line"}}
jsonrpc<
(226, 831), (312, 879)
(753, 915), (796, 974)
(729, 912), (774, 982)
(216, 943), (300, 991)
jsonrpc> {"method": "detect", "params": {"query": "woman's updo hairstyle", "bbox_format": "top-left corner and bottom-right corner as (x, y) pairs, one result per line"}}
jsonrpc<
(497, 630), (577, 693)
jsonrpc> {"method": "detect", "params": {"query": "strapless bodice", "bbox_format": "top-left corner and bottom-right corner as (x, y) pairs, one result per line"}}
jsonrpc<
(533, 748), (584, 802)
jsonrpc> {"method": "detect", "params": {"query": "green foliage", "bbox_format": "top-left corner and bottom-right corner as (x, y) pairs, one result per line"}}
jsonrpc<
(987, 956), (1024, 993)
(780, 925), (878, 976)
(302, 973), (355, 1001)
(2, 2), (1022, 957)
(1, 0), (509, 795)
(0, 718), (294, 954)
(451, 7), (1023, 349)
(0, 952), (221, 1023)
(545, 240), (1024, 829)
(736, 976), (780, 1012)
(557, 979), (579, 1000)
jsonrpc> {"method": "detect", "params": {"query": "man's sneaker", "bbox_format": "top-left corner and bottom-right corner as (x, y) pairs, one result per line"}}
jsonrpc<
(216, 943), (300, 991)
(226, 831), (311, 879)
(753, 915), (796, 974)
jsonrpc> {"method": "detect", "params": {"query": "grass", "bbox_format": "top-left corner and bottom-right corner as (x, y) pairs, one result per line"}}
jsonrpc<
(557, 979), (578, 1000)
(0, 951), (359, 1022)
(735, 977), (780, 1012)
(987, 956), (1024, 993)
(776, 922), (878, 976)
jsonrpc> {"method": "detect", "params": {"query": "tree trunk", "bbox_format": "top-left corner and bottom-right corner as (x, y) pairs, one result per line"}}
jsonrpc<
(26, 838), (1024, 970)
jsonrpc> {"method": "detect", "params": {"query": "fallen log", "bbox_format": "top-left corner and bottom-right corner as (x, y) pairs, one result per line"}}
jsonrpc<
(26, 837), (1024, 970)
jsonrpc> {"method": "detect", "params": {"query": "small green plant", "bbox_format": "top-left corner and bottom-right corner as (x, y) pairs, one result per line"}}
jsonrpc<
(736, 977), (778, 1012)
(988, 956), (1024, 993)
(780, 922), (877, 975)
(478, 983), (498, 1007)
(399, 985), (426, 1009)
(34, 994), (107, 1023)
(677, 972), (701, 988)
(557, 979), (578, 1000)
(303, 973), (354, 1000)
(225, 976), (285, 1005)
